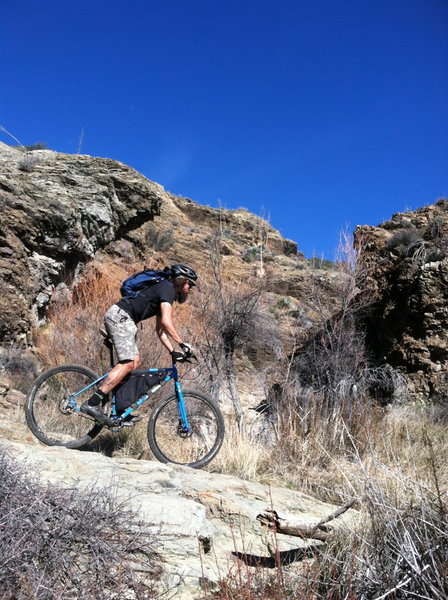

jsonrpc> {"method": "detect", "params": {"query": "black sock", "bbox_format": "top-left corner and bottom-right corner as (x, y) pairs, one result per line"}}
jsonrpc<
(87, 390), (106, 407)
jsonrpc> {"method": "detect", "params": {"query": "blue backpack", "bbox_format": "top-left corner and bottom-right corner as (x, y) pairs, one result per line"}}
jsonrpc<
(120, 268), (171, 298)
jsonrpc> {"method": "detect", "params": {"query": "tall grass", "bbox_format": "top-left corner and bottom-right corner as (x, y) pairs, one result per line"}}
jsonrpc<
(206, 404), (448, 600)
(24, 252), (448, 598)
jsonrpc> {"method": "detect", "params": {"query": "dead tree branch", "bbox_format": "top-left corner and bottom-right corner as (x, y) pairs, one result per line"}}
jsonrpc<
(256, 499), (356, 541)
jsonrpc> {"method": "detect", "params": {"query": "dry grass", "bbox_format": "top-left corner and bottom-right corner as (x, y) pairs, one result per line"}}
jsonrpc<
(208, 423), (271, 481)
(209, 399), (448, 503)
(22, 254), (448, 599)
(205, 403), (448, 600)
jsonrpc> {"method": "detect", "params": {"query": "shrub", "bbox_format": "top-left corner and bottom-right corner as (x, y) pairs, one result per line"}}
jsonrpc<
(0, 345), (40, 392)
(384, 228), (423, 254)
(10, 141), (48, 152)
(17, 154), (42, 172)
(23, 141), (48, 151)
(435, 198), (448, 210)
(357, 470), (448, 600)
(242, 246), (274, 264)
(242, 246), (260, 263)
(145, 223), (174, 252)
(427, 216), (446, 239)
(0, 449), (160, 599)
(274, 296), (292, 310)
(307, 257), (336, 270)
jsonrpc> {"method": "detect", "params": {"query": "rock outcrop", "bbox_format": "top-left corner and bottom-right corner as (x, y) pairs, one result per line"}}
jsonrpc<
(4, 142), (447, 405)
(1, 436), (358, 599)
(0, 143), (162, 341)
(355, 199), (448, 400)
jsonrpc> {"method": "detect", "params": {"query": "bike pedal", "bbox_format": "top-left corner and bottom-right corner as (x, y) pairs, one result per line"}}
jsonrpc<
(120, 415), (143, 427)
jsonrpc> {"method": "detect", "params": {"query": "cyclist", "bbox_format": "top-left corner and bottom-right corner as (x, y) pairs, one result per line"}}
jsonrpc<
(81, 263), (197, 425)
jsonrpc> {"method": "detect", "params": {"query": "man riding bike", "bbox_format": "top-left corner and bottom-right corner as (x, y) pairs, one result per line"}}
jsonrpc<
(81, 263), (197, 425)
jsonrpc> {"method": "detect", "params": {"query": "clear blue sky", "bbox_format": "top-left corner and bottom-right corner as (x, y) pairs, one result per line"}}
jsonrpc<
(2, 1), (447, 258)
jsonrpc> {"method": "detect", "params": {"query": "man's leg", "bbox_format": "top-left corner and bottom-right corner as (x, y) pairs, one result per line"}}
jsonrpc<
(98, 358), (138, 394)
(81, 306), (139, 425)
(80, 359), (137, 425)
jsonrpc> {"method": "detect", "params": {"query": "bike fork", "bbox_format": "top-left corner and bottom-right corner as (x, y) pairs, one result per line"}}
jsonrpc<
(175, 382), (191, 433)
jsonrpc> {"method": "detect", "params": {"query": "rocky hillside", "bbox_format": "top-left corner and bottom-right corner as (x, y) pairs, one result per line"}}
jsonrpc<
(355, 200), (448, 400)
(0, 142), (342, 348)
(2, 141), (448, 404)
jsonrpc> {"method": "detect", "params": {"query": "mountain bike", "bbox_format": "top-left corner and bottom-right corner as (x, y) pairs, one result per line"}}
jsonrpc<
(25, 331), (225, 469)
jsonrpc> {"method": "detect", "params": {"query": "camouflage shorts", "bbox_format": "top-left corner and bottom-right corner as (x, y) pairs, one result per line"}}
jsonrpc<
(104, 305), (139, 362)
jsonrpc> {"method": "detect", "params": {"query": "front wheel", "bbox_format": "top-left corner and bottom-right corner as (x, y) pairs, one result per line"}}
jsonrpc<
(25, 365), (104, 449)
(147, 390), (225, 469)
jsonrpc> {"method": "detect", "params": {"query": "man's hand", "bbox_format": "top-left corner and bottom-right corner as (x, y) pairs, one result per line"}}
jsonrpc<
(179, 342), (193, 357)
(170, 351), (186, 363)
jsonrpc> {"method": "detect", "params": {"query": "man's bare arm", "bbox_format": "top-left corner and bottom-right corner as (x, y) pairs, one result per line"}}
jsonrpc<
(156, 302), (183, 352)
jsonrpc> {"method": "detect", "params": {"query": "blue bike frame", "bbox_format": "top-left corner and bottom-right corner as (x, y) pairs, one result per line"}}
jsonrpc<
(72, 364), (191, 431)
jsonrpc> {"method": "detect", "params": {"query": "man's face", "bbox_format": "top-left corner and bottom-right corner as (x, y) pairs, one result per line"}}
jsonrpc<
(176, 280), (194, 304)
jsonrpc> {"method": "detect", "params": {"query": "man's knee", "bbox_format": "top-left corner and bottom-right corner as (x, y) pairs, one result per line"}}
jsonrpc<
(118, 359), (135, 373)
(118, 357), (140, 371)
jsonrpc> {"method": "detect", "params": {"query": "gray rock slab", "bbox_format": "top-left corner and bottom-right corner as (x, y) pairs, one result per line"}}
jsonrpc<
(1, 438), (358, 599)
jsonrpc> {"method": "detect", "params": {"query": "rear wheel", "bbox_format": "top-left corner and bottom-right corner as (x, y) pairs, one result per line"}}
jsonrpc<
(147, 390), (225, 469)
(25, 365), (104, 448)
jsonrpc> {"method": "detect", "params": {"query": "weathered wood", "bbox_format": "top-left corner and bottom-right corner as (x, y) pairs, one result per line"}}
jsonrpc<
(256, 499), (356, 541)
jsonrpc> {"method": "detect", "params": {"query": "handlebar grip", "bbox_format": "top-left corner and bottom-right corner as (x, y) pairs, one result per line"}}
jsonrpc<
(171, 351), (198, 364)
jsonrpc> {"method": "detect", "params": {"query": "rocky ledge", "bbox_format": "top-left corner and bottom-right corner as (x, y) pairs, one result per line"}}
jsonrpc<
(1, 436), (358, 599)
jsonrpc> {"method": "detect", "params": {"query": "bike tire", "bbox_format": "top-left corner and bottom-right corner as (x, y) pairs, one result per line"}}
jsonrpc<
(147, 390), (225, 469)
(25, 365), (104, 449)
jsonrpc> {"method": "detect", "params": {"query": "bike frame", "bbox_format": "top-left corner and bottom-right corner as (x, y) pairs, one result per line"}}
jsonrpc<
(72, 364), (191, 431)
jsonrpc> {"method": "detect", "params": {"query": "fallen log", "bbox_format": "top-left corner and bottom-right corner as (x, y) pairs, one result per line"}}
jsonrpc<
(256, 499), (356, 541)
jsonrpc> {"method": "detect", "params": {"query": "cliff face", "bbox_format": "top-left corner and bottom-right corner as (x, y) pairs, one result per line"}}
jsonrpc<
(355, 200), (448, 400)
(0, 143), (163, 341)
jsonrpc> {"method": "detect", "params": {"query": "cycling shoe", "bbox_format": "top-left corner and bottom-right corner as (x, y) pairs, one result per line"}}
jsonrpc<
(80, 403), (115, 427)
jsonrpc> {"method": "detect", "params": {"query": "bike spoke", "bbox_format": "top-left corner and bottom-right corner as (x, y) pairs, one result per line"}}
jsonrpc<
(26, 366), (103, 448)
(148, 391), (224, 468)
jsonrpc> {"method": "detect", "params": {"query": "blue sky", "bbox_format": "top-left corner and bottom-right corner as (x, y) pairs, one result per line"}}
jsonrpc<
(2, 1), (447, 258)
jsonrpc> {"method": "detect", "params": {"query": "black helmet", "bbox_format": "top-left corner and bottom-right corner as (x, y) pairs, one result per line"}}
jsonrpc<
(170, 264), (198, 286)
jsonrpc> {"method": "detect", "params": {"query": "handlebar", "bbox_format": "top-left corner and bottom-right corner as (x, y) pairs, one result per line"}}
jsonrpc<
(171, 351), (198, 364)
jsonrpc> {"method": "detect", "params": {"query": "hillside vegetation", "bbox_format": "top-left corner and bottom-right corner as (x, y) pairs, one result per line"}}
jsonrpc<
(0, 143), (447, 598)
